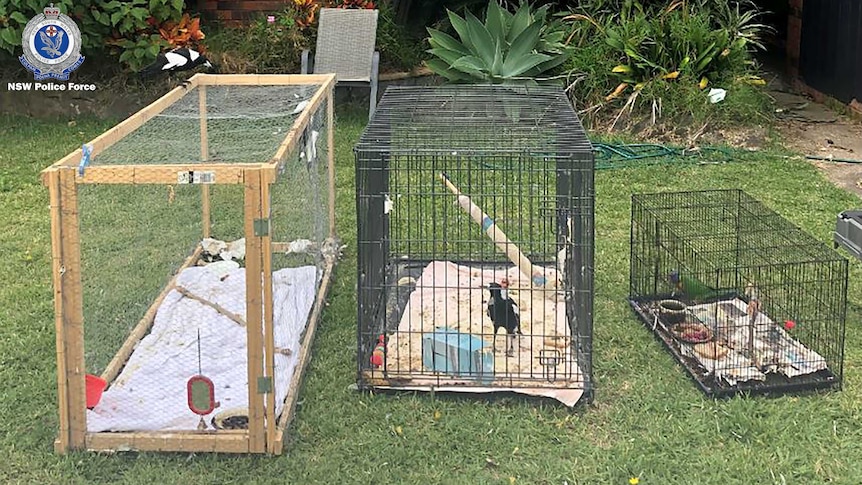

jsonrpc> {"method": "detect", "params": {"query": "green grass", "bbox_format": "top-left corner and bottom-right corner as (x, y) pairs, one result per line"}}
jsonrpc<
(2, 109), (862, 485)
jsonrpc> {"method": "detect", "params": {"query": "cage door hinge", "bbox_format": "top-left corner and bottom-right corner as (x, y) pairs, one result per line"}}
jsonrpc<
(257, 376), (272, 394)
(254, 218), (270, 237)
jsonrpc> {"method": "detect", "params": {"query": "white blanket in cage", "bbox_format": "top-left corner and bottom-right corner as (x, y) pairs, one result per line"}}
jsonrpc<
(86, 263), (318, 432)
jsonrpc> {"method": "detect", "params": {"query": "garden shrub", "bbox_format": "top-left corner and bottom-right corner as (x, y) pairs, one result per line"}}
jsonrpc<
(562, 0), (774, 129)
(376, 2), (426, 72)
(204, 9), (313, 75)
(204, 0), (426, 75)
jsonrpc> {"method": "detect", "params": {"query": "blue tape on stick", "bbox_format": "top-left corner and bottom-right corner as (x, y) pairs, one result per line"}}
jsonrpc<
(481, 216), (494, 231)
(78, 144), (92, 176)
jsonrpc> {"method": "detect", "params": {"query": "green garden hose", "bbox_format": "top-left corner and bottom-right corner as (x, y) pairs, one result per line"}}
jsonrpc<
(591, 142), (734, 170)
(477, 141), (860, 171)
(805, 155), (862, 164)
(471, 141), (736, 170)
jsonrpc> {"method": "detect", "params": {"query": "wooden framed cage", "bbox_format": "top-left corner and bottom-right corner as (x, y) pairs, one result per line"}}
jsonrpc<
(629, 189), (848, 397)
(355, 85), (595, 406)
(41, 74), (337, 454)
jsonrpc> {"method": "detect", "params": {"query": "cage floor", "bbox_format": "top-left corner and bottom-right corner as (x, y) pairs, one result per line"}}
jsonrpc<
(370, 260), (585, 405)
(630, 296), (838, 396)
(86, 262), (318, 432)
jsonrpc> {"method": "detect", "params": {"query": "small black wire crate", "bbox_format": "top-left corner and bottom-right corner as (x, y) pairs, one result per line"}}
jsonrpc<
(355, 85), (595, 406)
(629, 189), (849, 397)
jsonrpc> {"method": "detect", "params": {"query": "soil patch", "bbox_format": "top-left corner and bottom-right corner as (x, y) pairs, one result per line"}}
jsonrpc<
(770, 85), (862, 200)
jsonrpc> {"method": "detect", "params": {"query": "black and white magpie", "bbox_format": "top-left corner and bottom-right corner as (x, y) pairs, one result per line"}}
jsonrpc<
(486, 278), (522, 356)
(139, 47), (216, 78)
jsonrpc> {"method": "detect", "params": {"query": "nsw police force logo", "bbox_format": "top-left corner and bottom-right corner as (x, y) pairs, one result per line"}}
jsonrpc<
(19, 4), (85, 81)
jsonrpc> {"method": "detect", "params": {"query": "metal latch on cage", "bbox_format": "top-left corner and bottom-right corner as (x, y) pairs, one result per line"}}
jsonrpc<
(257, 376), (272, 394)
(254, 218), (270, 237)
(177, 170), (215, 184)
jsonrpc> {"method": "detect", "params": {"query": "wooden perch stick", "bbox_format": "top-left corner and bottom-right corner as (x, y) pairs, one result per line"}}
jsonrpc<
(176, 285), (292, 356)
(439, 172), (547, 286)
(176, 285), (247, 327)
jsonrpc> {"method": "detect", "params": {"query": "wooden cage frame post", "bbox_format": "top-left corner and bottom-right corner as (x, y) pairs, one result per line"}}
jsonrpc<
(48, 169), (69, 452)
(199, 85), (212, 238)
(49, 167), (87, 452)
(259, 174), (278, 453)
(244, 168), (267, 453)
(327, 87), (336, 236)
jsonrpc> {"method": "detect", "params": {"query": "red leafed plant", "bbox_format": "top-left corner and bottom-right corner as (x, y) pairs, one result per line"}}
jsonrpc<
(293, 0), (320, 29)
(158, 13), (206, 50)
(336, 0), (375, 9)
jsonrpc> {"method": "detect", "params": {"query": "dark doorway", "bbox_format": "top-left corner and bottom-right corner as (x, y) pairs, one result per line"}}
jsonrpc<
(751, 0), (792, 75)
(797, 1), (862, 104)
(757, 0), (791, 51)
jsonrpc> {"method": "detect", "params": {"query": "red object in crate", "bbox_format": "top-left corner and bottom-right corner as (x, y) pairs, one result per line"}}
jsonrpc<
(85, 374), (106, 409)
(187, 375), (217, 415)
(370, 334), (386, 367)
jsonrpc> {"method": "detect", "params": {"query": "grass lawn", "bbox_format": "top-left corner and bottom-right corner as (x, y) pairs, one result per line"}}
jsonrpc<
(1, 107), (861, 485)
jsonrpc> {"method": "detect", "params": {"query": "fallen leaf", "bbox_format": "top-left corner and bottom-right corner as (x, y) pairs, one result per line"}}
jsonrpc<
(605, 83), (628, 101)
(737, 75), (766, 86)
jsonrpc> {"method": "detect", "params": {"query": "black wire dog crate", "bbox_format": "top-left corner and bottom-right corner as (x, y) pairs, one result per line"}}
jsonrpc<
(629, 189), (848, 397)
(355, 85), (594, 405)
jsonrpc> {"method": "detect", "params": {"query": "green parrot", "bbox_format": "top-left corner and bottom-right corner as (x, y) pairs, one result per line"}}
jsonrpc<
(667, 270), (722, 301)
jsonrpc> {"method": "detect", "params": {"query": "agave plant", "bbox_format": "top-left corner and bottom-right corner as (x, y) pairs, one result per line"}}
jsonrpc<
(425, 1), (572, 84)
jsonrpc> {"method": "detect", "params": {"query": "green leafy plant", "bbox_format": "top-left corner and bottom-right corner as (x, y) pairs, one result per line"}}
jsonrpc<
(561, 0), (773, 130)
(333, 0), (376, 9)
(425, 0), (572, 84)
(565, 0), (771, 96)
(106, 12), (206, 72)
(203, 9), (312, 74)
(293, 0), (319, 29)
(376, 1), (425, 72)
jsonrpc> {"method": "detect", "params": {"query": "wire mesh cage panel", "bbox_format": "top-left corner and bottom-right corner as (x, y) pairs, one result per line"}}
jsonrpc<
(42, 74), (337, 455)
(355, 85), (594, 405)
(629, 189), (848, 397)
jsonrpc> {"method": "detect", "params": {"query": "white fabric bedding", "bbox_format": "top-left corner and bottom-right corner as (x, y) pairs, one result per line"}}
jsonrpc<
(86, 263), (318, 432)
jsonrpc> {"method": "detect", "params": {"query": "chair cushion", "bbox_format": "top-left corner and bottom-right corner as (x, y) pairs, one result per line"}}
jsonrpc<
(314, 8), (378, 82)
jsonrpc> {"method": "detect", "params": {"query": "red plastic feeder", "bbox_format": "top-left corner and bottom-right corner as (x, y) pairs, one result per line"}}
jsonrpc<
(86, 374), (107, 409)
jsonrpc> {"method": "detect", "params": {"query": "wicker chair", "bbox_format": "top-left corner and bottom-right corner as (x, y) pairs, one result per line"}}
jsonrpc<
(302, 8), (380, 119)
